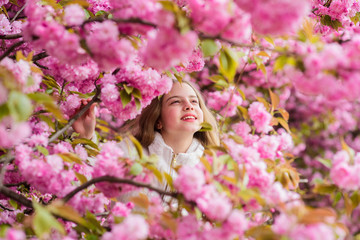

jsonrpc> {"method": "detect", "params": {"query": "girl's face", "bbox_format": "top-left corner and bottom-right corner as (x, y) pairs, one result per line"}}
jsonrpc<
(159, 82), (204, 138)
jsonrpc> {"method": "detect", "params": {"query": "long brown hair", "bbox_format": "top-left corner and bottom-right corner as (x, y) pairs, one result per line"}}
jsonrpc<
(133, 81), (220, 148)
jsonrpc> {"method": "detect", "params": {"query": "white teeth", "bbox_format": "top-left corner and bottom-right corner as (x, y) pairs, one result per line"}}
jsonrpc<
(182, 116), (195, 120)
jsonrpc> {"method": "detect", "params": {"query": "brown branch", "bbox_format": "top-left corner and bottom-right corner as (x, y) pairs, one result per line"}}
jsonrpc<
(62, 175), (179, 203)
(82, 17), (157, 28)
(48, 86), (101, 143)
(0, 40), (25, 61)
(5, 182), (29, 188)
(0, 203), (14, 211)
(0, 34), (23, 40)
(10, 4), (26, 23)
(0, 185), (33, 208)
(32, 51), (49, 62)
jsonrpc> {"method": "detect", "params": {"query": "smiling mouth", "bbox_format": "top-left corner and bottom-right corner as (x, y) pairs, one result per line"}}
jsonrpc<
(181, 116), (197, 120)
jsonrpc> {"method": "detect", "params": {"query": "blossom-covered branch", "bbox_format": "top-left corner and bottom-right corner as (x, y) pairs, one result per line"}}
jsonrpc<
(62, 175), (179, 203)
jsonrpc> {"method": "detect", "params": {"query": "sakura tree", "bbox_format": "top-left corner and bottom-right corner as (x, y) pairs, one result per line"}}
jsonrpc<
(0, 0), (359, 239)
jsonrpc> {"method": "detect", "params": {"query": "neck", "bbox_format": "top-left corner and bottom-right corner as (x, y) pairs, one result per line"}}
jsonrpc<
(161, 132), (194, 154)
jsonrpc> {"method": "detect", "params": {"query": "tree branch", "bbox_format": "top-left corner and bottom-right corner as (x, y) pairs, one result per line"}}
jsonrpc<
(48, 86), (101, 144)
(0, 34), (23, 40)
(32, 51), (49, 62)
(0, 203), (14, 211)
(82, 17), (157, 28)
(10, 4), (26, 23)
(0, 185), (33, 209)
(0, 40), (25, 61)
(62, 175), (179, 203)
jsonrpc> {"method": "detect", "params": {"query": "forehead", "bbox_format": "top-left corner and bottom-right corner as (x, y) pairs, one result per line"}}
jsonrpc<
(163, 82), (198, 100)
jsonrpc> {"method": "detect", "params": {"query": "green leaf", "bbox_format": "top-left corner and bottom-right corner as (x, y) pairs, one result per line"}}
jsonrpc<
(71, 138), (99, 150)
(273, 55), (288, 72)
(350, 12), (360, 24)
(36, 145), (49, 156)
(132, 88), (142, 99)
(58, 153), (83, 165)
(237, 106), (249, 120)
(333, 192), (342, 206)
(219, 48), (238, 82)
(313, 183), (337, 195)
(95, 10), (108, 16)
(134, 98), (141, 111)
(42, 76), (60, 90)
(84, 211), (106, 234)
(351, 191), (360, 208)
(130, 162), (143, 176)
(33, 201), (65, 238)
(320, 15), (343, 31)
(0, 104), (10, 121)
(129, 135), (143, 159)
(198, 122), (212, 132)
(7, 91), (33, 122)
(264, 36), (275, 46)
(120, 90), (132, 108)
(123, 84), (134, 94)
(58, 0), (89, 7)
(201, 39), (219, 57)
(47, 201), (88, 227)
(163, 172), (174, 190)
(145, 164), (163, 183)
(316, 158), (332, 168)
(75, 172), (88, 184)
(200, 156), (212, 173)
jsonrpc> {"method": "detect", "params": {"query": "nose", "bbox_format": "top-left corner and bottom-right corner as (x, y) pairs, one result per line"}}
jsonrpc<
(183, 100), (194, 111)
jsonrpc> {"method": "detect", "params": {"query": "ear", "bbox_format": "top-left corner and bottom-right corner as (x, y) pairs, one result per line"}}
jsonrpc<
(156, 121), (162, 130)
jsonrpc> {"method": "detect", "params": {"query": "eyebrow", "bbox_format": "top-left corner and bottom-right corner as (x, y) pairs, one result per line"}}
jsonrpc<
(165, 95), (198, 102)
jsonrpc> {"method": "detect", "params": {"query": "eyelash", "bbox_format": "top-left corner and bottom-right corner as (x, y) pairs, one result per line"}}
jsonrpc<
(171, 100), (198, 104)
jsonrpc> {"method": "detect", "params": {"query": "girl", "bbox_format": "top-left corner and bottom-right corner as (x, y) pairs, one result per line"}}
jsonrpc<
(73, 81), (219, 184)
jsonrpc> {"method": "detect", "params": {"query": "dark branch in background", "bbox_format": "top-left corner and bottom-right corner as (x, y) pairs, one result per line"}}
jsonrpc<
(82, 17), (157, 28)
(62, 175), (179, 203)
(0, 34), (23, 40)
(0, 185), (33, 208)
(0, 203), (14, 211)
(33, 61), (49, 70)
(32, 51), (49, 62)
(5, 181), (30, 188)
(0, 153), (15, 183)
(0, 40), (25, 61)
(48, 86), (101, 143)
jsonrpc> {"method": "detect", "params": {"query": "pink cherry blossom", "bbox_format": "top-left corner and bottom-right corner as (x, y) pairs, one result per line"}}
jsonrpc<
(174, 166), (206, 201)
(141, 28), (198, 71)
(63, 4), (86, 26)
(248, 102), (273, 133)
(102, 214), (149, 240)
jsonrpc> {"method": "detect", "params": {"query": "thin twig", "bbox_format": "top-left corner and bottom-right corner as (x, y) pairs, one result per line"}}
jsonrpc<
(33, 61), (49, 70)
(0, 185), (33, 208)
(32, 51), (49, 62)
(82, 17), (157, 28)
(0, 40), (25, 61)
(0, 203), (14, 211)
(0, 34), (22, 40)
(0, 153), (15, 185)
(48, 87), (101, 143)
(62, 175), (179, 203)
(10, 4), (26, 23)
(5, 181), (29, 187)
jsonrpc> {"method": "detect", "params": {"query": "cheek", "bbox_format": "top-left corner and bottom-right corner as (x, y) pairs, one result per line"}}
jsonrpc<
(198, 109), (204, 122)
(161, 108), (178, 125)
